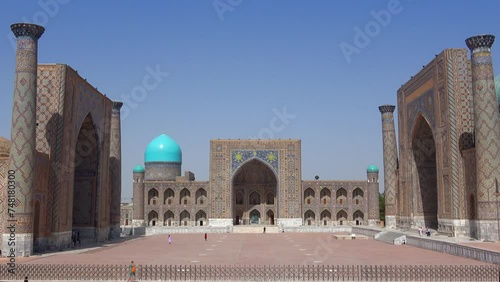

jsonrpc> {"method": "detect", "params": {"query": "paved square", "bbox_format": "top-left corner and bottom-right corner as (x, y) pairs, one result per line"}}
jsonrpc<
(3, 233), (493, 266)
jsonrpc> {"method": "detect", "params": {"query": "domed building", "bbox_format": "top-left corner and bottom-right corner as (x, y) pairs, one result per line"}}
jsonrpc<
(131, 135), (380, 232)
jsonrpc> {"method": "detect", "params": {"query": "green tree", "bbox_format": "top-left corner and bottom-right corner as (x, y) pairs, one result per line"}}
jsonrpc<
(379, 192), (385, 222)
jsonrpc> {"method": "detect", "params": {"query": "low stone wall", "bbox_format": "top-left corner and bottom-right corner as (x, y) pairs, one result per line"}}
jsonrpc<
(406, 235), (500, 264)
(146, 226), (231, 236)
(352, 226), (380, 237)
(283, 226), (352, 233)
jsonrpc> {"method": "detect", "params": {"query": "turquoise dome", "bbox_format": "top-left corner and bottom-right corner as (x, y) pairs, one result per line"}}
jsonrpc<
(367, 164), (379, 173)
(133, 164), (145, 173)
(144, 134), (182, 163)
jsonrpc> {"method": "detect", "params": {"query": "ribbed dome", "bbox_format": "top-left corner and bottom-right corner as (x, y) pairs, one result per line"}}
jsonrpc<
(144, 134), (182, 163)
(367, 164), (379, 173)
(133, 164), (145, 173)
(0, 136), (10, 157)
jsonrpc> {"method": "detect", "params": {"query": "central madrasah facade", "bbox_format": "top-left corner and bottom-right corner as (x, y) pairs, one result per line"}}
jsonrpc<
(131, 135), (380, 228)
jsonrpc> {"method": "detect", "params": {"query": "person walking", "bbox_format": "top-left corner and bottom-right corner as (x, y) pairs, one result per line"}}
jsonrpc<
(204, 233), (207, 241)
(168, 234), (172, 244)
(127, 261), (136, 282)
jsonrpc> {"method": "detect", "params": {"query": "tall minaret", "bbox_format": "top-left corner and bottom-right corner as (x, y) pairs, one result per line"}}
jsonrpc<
(366, 164), (380, 226)
(379, 105), (398, 228)
(109, 101), (123, 239)
(466, 35), (500, 241)
(3, 23), (44, 257)
(132, 165), (145, 226)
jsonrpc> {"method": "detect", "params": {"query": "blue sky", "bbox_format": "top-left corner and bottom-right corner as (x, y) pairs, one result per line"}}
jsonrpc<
(1, 0), (499, 201)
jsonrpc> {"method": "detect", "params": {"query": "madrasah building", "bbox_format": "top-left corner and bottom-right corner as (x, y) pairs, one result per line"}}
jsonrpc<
(126, 135), (381, 232)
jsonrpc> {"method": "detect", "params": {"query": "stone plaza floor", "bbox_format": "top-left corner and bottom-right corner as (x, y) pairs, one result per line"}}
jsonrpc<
(0, 232), (494, 266)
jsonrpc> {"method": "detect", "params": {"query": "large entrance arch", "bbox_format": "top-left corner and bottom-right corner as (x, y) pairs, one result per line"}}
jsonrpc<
(72, 114), (99, 241)
(411, 115), (438, 229)
(232, 159), (277, 225)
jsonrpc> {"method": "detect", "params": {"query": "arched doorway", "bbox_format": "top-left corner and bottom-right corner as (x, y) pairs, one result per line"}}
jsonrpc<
(266, 209), (275, 225)
(180, 210), (190, 226)
(320, 188), (331, 205)
(235, 209), (243, 225)
(304, 188), (315, 205)
(336, 188), (347, 205)
(250, 209), (261, 224)
(196, 188), (207, 205)
(320, 209), (331, 226)
(196, 210), (207, 226)
(164, 210), (174, 226)
(72, 114), (99, 241)
(304, 210), (315, 226)
(353, 210), (364, 225)
(148, 210), (158, 226)
(336, 210), (348, 225)
(232, 159), (277, 225)
(411, 115), (438, 229)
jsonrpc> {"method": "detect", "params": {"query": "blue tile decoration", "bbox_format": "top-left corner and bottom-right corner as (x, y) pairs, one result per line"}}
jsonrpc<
(232, 150), (279, 173)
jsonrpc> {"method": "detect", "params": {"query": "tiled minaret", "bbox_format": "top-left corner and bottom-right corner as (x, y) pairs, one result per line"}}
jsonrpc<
(132, 165), (145, 226)
(379, 105), (398, 228)
(3, 23), (44, 257)
(466, 35), (500, 241)
(109, 101), (123, 239)
(367, 166), (380, 226)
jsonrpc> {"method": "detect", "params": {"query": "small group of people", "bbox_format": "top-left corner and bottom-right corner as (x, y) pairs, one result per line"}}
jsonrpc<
(71, 229), (81, 247)
(418, 226), (431, 237)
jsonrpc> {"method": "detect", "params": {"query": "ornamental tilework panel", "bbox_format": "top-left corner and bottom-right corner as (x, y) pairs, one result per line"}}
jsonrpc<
(470, 51), (500, 206)
(232, 150), (279, 174)
(380, 107), (397, 216)
(36, 65), (66, 235)
(445, 49), (470, 219)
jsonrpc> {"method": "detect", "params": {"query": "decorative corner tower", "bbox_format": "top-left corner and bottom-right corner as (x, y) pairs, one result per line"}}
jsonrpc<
(379, 104), (398, 229)
(2, 23), (44, 257)
(466, 35), (500, 241)
(109, 101), (123, 239)
(132, 165), (145, 226)
(366, 164), (380, 226)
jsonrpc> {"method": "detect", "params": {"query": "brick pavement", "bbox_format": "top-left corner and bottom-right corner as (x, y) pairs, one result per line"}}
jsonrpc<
(0, 233), (493, 266)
